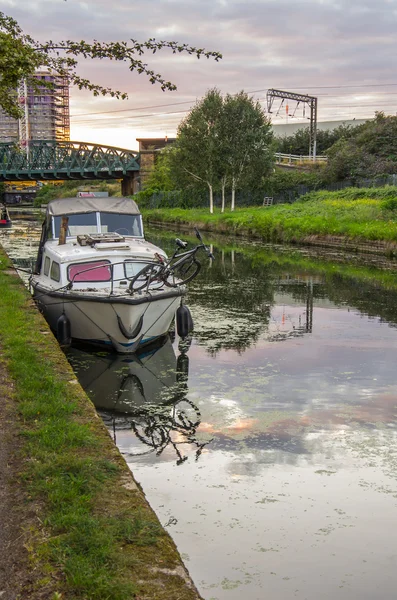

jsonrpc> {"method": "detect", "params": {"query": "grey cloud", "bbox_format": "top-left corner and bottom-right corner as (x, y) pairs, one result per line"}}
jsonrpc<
(6, 0), (397, 140)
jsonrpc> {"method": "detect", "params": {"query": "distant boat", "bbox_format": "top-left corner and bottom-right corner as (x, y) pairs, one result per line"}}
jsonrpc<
(0, 204), (12, 228)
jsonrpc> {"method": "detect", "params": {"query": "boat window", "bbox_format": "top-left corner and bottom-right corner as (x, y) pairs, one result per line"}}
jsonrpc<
(53, 213), (98, 238)
(124, 261), (152, 279)
(68, 260), (112, 283)
(43, 256), (50, 276)
(99, 213), (143, 237)
(50, 261), (60, 282)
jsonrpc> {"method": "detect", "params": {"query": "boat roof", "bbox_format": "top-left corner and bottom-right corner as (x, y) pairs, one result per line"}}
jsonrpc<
(46, 197), (141, 217)
(44, 237), (163, 261)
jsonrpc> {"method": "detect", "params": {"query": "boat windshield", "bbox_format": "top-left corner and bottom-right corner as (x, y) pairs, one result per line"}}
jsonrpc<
(52, 212), (143, 238)
(99, 212), (142, 237)
(53, 213), (97, 238)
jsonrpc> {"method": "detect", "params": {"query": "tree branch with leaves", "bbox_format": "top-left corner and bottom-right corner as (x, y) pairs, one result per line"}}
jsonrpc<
(0, 11), (222, 119)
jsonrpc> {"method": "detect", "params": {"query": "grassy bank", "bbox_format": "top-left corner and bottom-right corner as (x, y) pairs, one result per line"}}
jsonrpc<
(142, 187), (397, 252)
(0, 250), (200, 600)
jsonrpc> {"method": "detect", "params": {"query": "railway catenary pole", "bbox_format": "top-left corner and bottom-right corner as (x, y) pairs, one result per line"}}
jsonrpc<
(266, 89), (318, 160)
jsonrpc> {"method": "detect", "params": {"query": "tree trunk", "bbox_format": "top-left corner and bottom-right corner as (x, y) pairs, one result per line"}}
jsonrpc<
(221, 181), (225, 213)
(231, 179), (236, 211)
(208, 183), (214, 214)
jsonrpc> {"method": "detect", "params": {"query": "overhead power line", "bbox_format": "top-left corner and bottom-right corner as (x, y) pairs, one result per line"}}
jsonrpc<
(72, 100), (196, 118)
(72, 100), (397, 126)
(248, 83), (397, 93)
(71, 83), (397, 120)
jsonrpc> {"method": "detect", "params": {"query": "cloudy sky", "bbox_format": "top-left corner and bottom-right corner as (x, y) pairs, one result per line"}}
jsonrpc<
(5, 0), (397, 149)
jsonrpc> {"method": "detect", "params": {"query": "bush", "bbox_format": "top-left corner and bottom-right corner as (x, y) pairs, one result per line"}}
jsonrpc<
(380, 197), (397, 211)
(263, 169), (325, 196)
(299, 186), (397, 204)
(324, 113), (397, 181)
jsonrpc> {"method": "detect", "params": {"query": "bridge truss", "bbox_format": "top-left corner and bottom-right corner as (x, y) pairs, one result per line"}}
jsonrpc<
(0, 140), (140, 183)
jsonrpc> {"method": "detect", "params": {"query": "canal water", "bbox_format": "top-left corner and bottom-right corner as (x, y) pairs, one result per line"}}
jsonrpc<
(3, 210), (397, 600)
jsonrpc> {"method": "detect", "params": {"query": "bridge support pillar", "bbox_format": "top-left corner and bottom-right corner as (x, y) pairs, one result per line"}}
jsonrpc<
(121, 174), (139, 196)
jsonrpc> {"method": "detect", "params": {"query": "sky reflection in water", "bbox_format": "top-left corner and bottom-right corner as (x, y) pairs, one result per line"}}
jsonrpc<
(73, 235), (397, 600)
(4, 217), (397, 600)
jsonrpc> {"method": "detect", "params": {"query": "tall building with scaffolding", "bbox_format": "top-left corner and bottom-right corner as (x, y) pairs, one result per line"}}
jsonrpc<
(0, 70), (70, 145)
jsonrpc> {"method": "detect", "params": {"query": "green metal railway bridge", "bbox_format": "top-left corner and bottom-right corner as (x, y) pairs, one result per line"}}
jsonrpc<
(0, 141), (140, 195)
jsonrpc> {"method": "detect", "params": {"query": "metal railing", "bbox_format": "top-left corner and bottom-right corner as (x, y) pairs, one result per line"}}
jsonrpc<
(275, 152), (328, 165)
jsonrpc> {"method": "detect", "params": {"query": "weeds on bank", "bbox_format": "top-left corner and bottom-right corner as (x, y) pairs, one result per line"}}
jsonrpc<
(0, 255), (168, 599)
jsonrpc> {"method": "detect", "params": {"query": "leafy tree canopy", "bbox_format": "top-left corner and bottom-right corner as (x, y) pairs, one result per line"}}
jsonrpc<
(169, 89), (224, 212)
(0, 11), (222, 119)
(325, 113), (397, 181)
(143, 147), (176, 193)
(169, 88), (273, 212)
(274, 114), (397, 182)
(219, 91), (274, 209)
(275, 123), (360, 156)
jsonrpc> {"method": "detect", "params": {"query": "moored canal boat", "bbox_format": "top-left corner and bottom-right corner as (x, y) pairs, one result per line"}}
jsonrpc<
(30, 197), (189, 353)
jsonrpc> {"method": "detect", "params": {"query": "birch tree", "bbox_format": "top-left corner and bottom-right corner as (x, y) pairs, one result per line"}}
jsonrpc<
(171, 89), (224, 213)
(221, 92), (274, 210)
(169, 90), (273, 212)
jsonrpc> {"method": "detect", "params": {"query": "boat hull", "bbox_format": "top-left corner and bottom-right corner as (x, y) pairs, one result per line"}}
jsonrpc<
(31, 282), (184, 353)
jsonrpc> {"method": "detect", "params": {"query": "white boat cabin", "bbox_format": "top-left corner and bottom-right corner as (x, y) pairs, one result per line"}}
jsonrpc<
(35, 197), (166, 293)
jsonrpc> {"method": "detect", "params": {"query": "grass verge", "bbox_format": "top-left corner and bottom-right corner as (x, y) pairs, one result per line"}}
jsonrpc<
(142, 187), (397, 251)
(0, 249), (200, 600)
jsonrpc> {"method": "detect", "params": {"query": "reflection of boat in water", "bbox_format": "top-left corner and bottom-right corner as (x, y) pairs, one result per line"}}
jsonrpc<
(68, 337), (178, 411)
(67, 337), (209, 464)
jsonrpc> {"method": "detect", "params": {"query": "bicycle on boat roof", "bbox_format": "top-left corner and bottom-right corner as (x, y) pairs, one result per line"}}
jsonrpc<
(129, 228), (214, 292)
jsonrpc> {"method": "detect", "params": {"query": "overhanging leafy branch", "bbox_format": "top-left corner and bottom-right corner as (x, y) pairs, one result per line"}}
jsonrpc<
(0, 11), (222, 118)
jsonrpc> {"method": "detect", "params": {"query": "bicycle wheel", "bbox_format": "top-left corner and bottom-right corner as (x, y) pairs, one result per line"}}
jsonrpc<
(132, 417), (167, 450)
(129, 263), (165, 292)
(171, 399), (201, 430)
(164, 258), (201, 287)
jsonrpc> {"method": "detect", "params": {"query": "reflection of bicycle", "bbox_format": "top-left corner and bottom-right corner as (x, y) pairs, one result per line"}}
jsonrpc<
(101, 346), (212, 464)
(131, 397), (206, 465)
(129, 228), (214, 292)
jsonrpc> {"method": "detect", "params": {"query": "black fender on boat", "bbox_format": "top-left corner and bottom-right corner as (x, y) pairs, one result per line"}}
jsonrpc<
(176, 304), (194, 339)
(57, 313), (71, 347)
